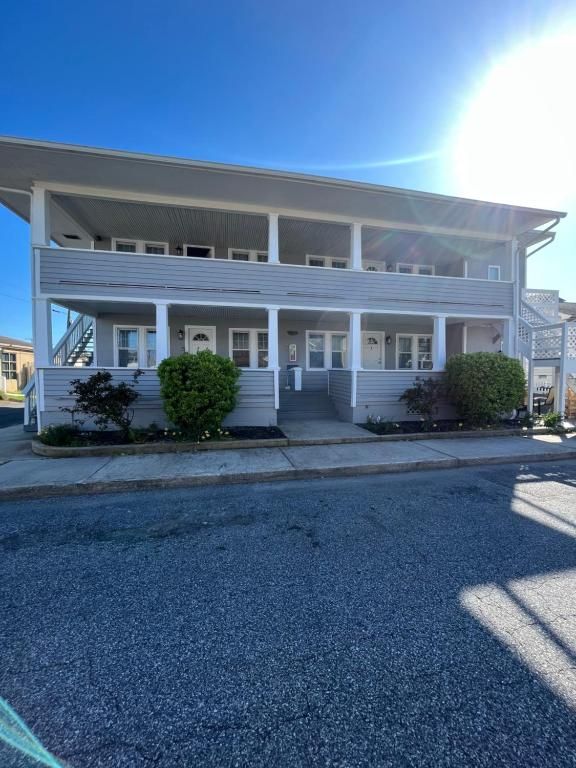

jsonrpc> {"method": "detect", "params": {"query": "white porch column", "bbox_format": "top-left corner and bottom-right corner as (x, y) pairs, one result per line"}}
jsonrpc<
(557, 325), (568, 417)
(349, 312), (362, 370)
(433, 316), (447, 371)
(349, 312), (362, 407)
(268, 213), (279, 263)
(267, 307), (280, 409)
(34, 298), (53, 367)
(502, 318), (515, 357)
(155, 302), (170, 364)
(350, 222), (362, 270)
(31, 187), (51, 246)
(527, 355), (535, 414)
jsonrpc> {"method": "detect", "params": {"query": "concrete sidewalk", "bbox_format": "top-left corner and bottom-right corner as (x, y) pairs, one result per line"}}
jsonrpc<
(0, 432), (575, 499)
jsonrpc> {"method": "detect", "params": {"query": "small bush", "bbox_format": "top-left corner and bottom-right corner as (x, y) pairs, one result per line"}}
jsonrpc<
(38, 424), (79, 447)
(157, 351), (240, 440)
(541, 411), (564, 432)
(61, 369), (142, 438)
(399, 376), (444, 424)
(444, 353), (525, 426)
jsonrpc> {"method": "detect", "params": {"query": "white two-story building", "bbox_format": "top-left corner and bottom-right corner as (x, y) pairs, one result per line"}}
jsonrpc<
(0, 137), (573, 430)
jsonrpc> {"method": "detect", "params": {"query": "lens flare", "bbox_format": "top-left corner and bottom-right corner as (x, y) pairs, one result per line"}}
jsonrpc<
(452, 30), (576, 208)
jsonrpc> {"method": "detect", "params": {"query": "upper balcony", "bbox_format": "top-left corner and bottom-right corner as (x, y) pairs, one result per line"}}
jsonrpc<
(35, 194), (515, 317)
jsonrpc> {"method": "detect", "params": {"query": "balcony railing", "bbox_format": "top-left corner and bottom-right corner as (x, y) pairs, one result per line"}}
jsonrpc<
(38, 247), (514, 317)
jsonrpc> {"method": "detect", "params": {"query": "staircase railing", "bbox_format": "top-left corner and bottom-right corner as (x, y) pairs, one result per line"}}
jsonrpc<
(523, 289), (560, 322)
(52, 314), (94, 366)
(23, 376), (37, 430)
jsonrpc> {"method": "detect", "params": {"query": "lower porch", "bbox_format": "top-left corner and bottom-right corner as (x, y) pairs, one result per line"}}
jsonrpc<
(33, 300), (513, 430)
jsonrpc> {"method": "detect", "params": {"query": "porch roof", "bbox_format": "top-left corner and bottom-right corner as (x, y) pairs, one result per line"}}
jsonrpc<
(0, 136), (566, 241)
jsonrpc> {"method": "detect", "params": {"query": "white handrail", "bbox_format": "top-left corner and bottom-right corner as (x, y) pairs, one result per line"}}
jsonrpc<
(52, 314), (93, 366)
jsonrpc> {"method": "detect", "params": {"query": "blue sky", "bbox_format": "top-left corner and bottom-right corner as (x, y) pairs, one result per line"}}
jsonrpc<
(1, 0), (575, 341)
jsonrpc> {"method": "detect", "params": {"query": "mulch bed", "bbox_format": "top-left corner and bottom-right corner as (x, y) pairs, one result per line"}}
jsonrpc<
(361, 419), (522, 436)
(41, 425), (286, 447)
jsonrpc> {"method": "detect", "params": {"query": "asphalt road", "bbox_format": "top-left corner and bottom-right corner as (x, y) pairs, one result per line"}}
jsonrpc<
(0, 403), (23, 429)
(2, 462), (576, 767)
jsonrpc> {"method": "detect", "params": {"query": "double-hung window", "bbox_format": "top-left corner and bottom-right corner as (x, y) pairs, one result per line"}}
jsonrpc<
(230, 329), (268, 368)
(115, 327), (157, 368)
(488, 265), (501, 281)
(112, 239), (168, 255)
(1, 352), (17, 380)
(396, 263), (435, 276)
(228, 249), (268, 262)
(396, 335), (433, 370)
(307, 331), (348, 369)
(306, 255), (349, 269)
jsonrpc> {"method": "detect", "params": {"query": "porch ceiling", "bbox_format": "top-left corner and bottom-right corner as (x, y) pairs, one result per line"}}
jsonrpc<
(49, 195), (505, 261)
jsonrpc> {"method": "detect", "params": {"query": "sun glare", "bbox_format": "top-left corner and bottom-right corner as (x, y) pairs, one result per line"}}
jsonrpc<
(452, 30), (576, 209)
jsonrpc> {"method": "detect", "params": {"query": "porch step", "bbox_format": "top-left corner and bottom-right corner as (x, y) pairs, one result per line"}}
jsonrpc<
(278, 391), (338, 421)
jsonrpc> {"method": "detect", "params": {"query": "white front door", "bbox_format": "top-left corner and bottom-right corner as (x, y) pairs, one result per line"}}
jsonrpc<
(186, 326), (216, 354)
(362, 331), (384, 369)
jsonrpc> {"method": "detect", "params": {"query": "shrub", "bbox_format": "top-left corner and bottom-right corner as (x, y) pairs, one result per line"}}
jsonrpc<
(444, 353), (525, 426)
(399, 376), (444, 424)
(157, 351), (240, 440)
(38, 424), (79, 447)
(541, 411), (564, 432)
(61, 369), (142, 438)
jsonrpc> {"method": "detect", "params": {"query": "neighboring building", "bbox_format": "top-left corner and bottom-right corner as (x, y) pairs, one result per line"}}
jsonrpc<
(0, 335), (34, 393)
(0, 136), (573, 430)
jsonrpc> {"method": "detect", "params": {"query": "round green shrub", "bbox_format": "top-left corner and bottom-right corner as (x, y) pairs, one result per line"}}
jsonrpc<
(444, 352), (525, 425)
(157, 351), (241, 440)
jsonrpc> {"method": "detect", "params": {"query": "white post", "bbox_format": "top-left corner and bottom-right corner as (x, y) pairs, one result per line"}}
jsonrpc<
(502, 318), (515, 357)
(267, 307), (280, 409)
(349, 312), (362, 370)
(527, 353), (535, 414)
(349, 312), (362, 407)
(350, 223), (362, 270)
(509, 237), (520, 358)
(31, 187), (51, 246)
(34, 298), (53, 367)
(462, 323), (468, 354)
(557, 325), (567, 417)
(155, 302), (170, 364)
(433, 316), (447, 371)
(268, 213), (279, 263)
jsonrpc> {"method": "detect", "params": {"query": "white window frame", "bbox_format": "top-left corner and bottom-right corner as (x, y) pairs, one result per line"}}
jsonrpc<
(227, 248), (268, 263)
(488, 264), (501, 281)
(111, 238), (169, 255)
(305, 330), (349, 370)
(114, 325), (158, 368)
(396, 263), (435, 276)
(228, 328), (269, 369)
(306, 254), (349, 269)
(183, 244), (215, 259)
(363, 260), (386, 272)
(395, 334), (433, 371)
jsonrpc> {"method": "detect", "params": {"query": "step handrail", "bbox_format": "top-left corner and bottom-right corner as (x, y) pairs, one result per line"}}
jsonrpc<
(52, 314), (93, 366)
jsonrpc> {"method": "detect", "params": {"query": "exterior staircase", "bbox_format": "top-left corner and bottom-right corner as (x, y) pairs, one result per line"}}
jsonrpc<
(24, 313), (95, 431)
(278, 390), (338, 421)
(52, 314), (94, 367)
(518, 289), (576, 416)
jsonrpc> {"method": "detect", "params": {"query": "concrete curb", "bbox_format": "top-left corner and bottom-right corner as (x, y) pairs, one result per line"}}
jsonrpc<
(2, 448), (576, 501)
(30, 427), (553, 459)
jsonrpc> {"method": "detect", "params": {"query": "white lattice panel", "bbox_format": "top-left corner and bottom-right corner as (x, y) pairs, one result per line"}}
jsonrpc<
(533, 327), (562, 359)
(523, 289), (560, 321)
(567, 324), (576, 360)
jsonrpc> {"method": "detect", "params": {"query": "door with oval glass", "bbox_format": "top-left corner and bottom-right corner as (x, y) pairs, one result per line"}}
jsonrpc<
(185, 326), (216, 354)
(362, 331), (384, 369)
